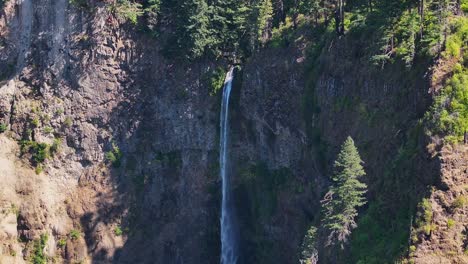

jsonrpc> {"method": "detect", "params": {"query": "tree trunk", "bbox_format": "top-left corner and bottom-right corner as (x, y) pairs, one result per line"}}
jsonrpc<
(419, 0), (425, 37)
(335, 0), (345, 35)
(292, 0), (298, 29)
(340, 0), (345, 34)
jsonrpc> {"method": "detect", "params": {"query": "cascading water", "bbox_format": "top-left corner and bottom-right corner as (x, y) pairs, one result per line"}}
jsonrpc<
(16, 0), (33, 72)
(220, 68), (238, 264)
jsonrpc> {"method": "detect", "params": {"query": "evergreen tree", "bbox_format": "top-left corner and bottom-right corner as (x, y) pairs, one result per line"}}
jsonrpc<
(246, 0), (273, 52)
(300, 226), (319, 264)
(163, 0), (213, 59)
(321, 136), (367, 249)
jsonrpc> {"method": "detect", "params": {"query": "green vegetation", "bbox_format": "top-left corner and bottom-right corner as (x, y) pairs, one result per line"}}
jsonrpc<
(106, 142), (123, 168)
(203, 67), (226, 96)
(321, 137), (367, 249)
(114, 226), (123, 236)
(64, 117), (73, 127)
(43, 126), (53, 134)
(0, 122), (7, 133)
(160, 0), (316, 60)
(300, 226), (318, 264)
(32, 234), (48, 264)
(235, 163), (295, 263)
(447, 218), (455, 228)
(414, 198), (435, 236)
(51, 138), (62, 154)
(69, 229), (80, 240)
(350, 123), (426, 263)
(20, 141), (51, 165)
(57, 238), (67, 247)
(110, 0), (144, 24)
(426, 16), (468, 143)
(31, 117), (40, 127)
(452, 195), (467, 209)
(35, 164), (43, 175)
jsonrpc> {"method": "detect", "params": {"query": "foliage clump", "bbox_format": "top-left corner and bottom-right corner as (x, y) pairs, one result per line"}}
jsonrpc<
(114, 226), (123, 236)
(204, 67), (226, 96)
(110, 0), (144, 25)
(32, 234), (48, 264)
(0, 122), (7, 133)
(414, 198), (435, 236)
(452, 195), (467, 209)
(20, 141), (51, 165)
(300, 226), (318, 264)
(69, 229), (80, 240)
(426, 17), (468, 144)
(106, 142), (123, 168)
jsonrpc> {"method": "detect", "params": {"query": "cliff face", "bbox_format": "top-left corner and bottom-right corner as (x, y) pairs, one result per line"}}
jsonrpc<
(0, 1), (465, 264)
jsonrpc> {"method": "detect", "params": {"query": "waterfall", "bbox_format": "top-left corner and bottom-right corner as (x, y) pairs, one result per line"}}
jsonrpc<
(220, 68), (238, 264)
(16, 0), (33, 72)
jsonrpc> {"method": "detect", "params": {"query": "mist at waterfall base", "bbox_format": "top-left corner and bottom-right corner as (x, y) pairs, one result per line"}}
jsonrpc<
(220, 68), (239, 264)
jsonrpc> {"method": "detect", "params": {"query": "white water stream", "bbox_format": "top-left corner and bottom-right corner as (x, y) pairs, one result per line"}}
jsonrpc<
(220, 68), (238, 264)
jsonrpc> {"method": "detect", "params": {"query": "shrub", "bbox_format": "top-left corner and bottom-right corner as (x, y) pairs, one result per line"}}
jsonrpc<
(462, 0), (468, 13)
(111, 0), (143, 25)
(300, 226), (318, 264)
(57, 238), (67, 247)
(21, 141), (51, 164)
(64, 117), (73, 127)
(35, 165), (43, 175)
(114, 226), (123, 236)
(32, 143), (50, 164)
(415, 198), (434, 236)
(69, 229), (80, 240)
(106, 142), (123, 168)
(0, 123), (6, 133)
(204, 67), (226, 96)
(447, 218), (455, 228)
(31, 117), (40, 127)
(43, 126), (53, 134)
(32, 234), (48, 264)
(453, 196), (467, 209)
(50, 138), (62, 154)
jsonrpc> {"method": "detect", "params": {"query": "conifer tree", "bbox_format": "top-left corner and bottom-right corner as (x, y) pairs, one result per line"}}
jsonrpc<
(321, 136), (367, 249)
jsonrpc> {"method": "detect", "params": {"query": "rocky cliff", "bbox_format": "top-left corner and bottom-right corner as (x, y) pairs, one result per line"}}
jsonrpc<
(0, 1), (466, 264)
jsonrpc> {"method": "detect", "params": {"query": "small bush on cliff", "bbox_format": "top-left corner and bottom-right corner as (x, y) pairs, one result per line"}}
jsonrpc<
(114, 226), (123, 236)
(57, 238), (67, 247)
(322, 137), (367, 249)
(300, 226), (318, 264)
(426, 17), (468, 143)
(415, 198), (434, 236)
(0, 123), (7, 133)
(453, 195), (467, 209)
(32, 234), (48, 264)
(69, 229), (80, 240)
(110, 0), (144, 25)
(20, 141), (51, 165)
(204, 67), (226, 96)
(106, 142), (123, 168)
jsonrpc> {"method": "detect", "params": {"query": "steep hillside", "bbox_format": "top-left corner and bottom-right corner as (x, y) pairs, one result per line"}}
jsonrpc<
(0, 0), (466, 264)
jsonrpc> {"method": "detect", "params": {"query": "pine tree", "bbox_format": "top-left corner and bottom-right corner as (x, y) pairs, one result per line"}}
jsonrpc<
(246, 0), (273, 52)
(300, 226), (319, 264)
(321, 136), (367, 249)
(163, 0), (213, 59)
